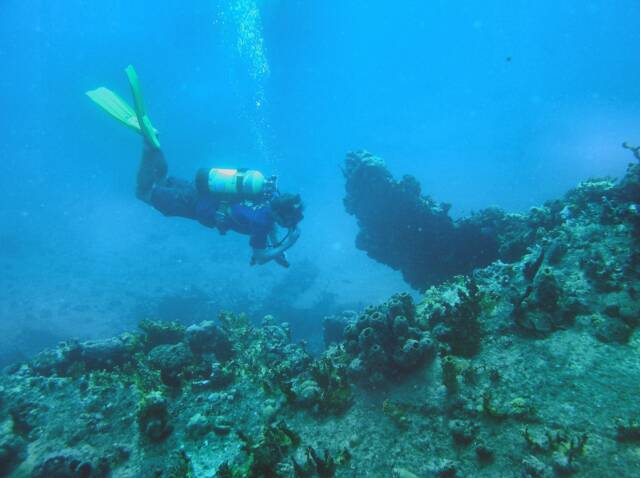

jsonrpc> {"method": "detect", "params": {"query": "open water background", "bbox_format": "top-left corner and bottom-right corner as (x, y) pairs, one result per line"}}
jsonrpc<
(0, 0), (638, 362)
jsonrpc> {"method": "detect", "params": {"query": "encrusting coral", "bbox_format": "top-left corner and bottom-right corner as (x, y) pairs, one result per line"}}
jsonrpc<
(418, 276), (482, 357)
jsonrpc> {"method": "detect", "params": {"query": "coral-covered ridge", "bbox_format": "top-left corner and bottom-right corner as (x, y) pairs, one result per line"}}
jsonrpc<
(0, 156), (639, 477)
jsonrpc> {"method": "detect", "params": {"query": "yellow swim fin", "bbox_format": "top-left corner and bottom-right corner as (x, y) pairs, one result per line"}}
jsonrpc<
(85, 65), (160, 148)
(125, 65), (161, 149)
(86, 87), (142, 133)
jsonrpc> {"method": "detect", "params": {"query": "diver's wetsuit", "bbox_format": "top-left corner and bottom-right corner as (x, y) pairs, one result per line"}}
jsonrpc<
(137, 144), (274, 249)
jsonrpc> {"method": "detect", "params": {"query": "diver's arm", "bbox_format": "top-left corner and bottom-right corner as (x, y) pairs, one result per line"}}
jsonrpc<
(251, 227), (301, 266)
(267, 230), (290, 267)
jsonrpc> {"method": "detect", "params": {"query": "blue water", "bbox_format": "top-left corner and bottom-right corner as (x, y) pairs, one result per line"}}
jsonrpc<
(1, 0), (639, 359)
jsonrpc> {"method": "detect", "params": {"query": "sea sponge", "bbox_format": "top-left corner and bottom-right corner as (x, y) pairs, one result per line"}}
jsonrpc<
(148, 342), (194, 387)
(138, 318), (185, 348)
(343, 293), (435, 386)
(137, 391), (172, 442)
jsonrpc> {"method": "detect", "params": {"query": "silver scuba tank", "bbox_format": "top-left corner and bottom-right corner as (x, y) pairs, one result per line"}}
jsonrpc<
(195, 168), (277, 199)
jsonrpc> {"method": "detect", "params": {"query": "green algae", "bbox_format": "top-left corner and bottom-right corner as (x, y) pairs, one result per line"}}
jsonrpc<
(218, 421), (300, 478)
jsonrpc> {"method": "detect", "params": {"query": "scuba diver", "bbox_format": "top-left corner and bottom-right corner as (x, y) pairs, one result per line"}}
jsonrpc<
(86, 65), (303, 267)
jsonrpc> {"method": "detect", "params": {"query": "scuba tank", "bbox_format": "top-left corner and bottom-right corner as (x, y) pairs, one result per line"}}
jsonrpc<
(195, 168), (277, 199)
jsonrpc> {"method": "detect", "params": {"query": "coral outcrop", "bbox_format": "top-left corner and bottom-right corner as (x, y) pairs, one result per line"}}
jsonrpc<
(343, 150), (503, 289)
(342, 151), (639, 291)
(342, 293), (436, 386)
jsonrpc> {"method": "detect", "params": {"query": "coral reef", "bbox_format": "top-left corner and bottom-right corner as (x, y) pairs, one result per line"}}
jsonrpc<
(0, 155), (638, 477)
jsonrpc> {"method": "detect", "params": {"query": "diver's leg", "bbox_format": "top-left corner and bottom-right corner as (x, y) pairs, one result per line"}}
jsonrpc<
(149, 177), (200, 220)
(136, 142), (168, 202)
(135, 142), (202, 223)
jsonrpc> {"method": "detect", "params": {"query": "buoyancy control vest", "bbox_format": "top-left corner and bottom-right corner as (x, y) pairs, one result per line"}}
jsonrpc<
(195, 168), (277, 200)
